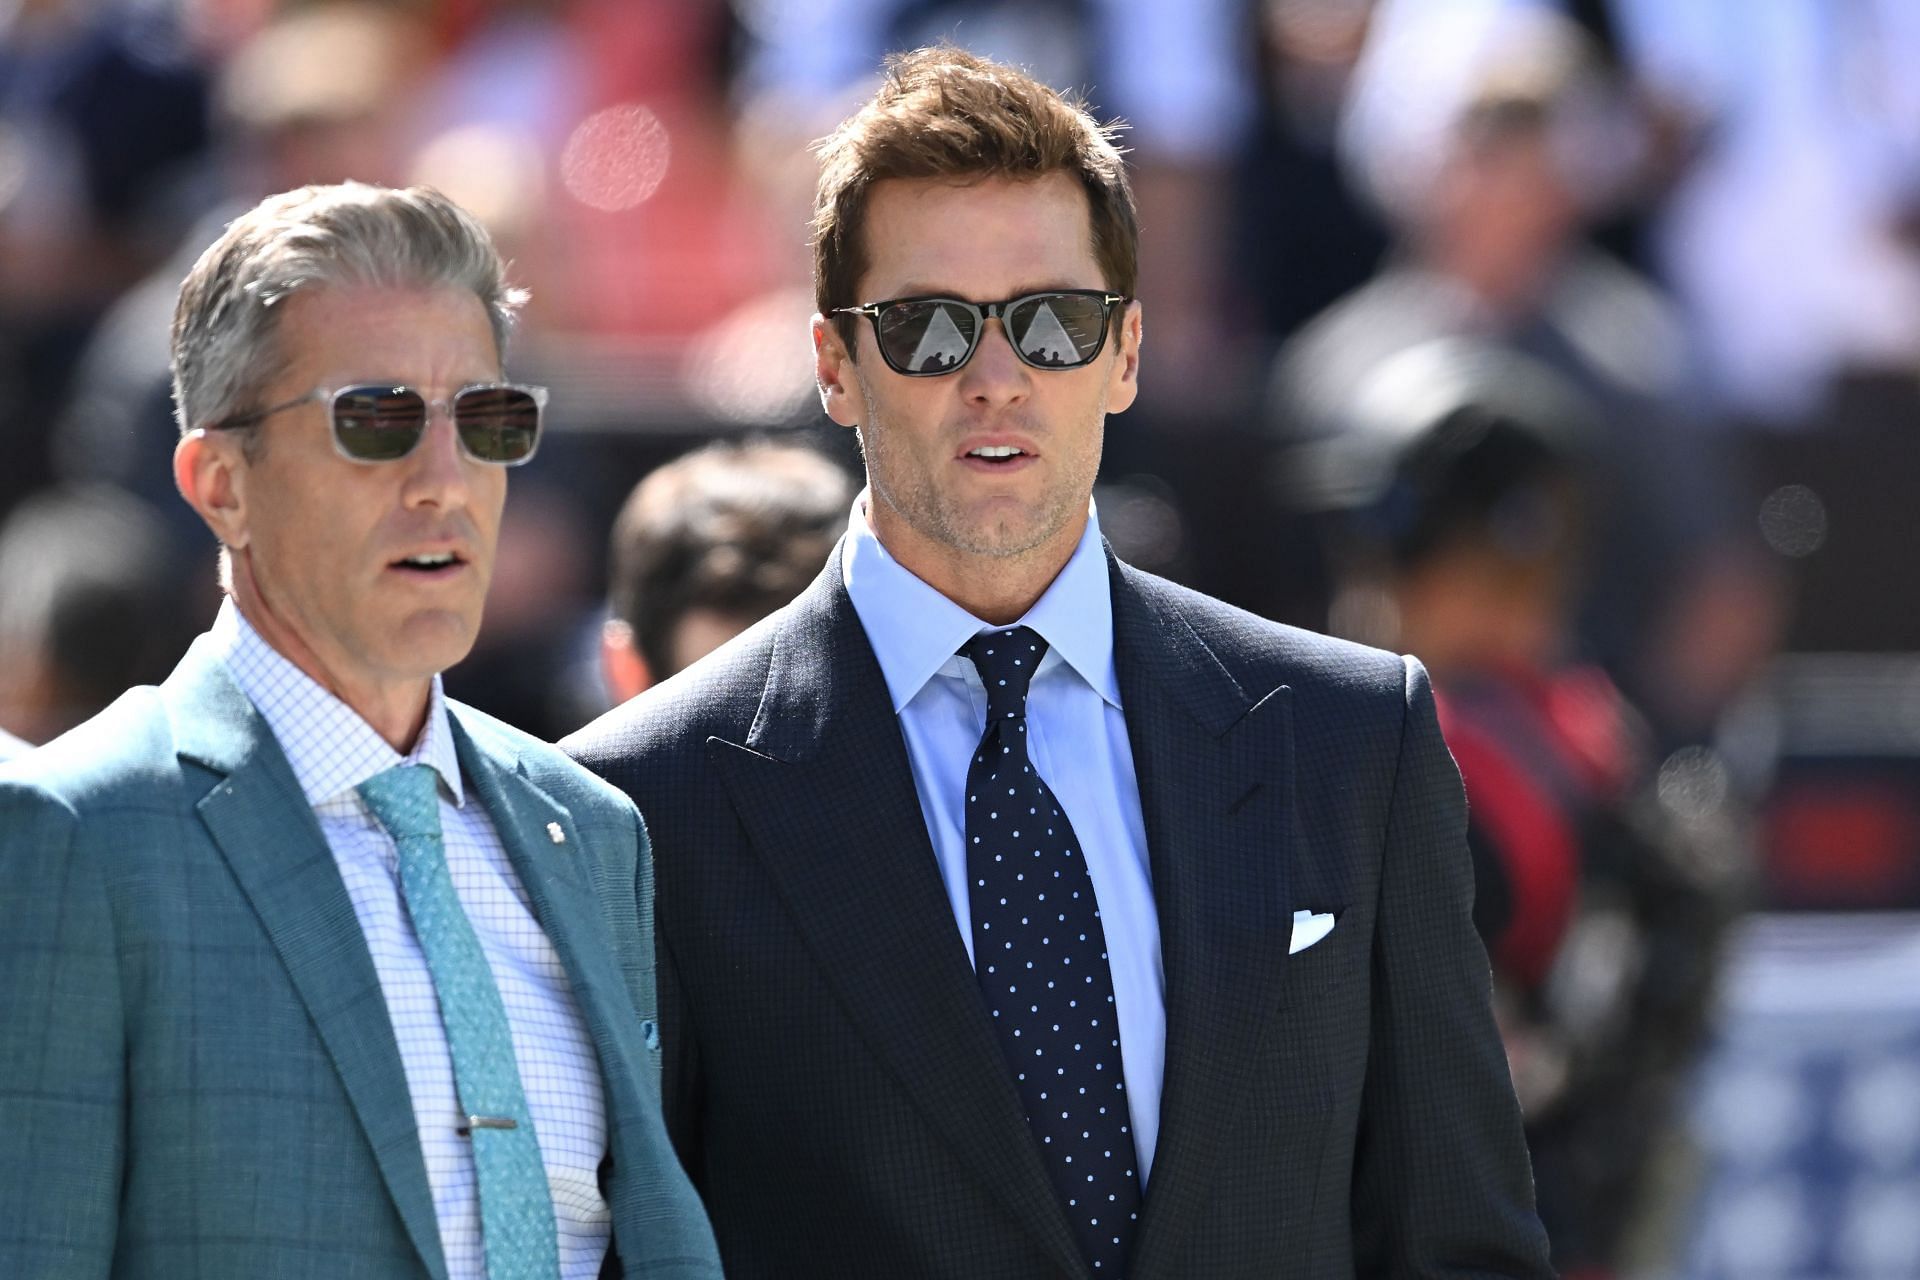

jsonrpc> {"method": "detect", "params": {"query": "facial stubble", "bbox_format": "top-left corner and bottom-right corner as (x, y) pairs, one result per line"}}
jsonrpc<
(852, 364), (1109, 565)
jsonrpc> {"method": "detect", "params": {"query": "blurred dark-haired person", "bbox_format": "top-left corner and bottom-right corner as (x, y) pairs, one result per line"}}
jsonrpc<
(0, 182), (720, 1279)
(1311, 339), (1741, 1279)
(601, 440), (853, 703)
(0, 483), (197, 746)
(566, 45), (1550, 1280)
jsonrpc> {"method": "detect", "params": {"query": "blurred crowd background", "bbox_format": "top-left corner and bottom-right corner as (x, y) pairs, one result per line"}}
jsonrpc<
(6, 0), (1920, 1276)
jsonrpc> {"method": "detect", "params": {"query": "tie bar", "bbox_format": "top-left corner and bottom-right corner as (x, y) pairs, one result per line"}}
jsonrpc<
(456, 1115), (519, 1136)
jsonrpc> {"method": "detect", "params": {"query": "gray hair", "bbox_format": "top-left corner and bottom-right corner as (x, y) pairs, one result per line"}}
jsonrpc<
(169, 182), (528, 435)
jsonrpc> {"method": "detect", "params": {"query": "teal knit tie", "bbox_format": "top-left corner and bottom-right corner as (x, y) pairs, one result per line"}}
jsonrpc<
(358, 764), (560, 1280)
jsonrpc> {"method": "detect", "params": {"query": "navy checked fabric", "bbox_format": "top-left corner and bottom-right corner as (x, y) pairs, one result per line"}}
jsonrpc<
(359, 765), (561, 1280)
(962, 626), (1140, 1274)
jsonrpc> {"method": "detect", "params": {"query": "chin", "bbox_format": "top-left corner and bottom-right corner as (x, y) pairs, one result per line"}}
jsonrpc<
(959, 526), (1049, 559)
(391, 609), (483, 675)
(955, 503), (1073, 560)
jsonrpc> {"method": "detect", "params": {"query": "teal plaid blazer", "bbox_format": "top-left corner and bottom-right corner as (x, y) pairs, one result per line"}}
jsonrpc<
(0, 636), (722, 1279)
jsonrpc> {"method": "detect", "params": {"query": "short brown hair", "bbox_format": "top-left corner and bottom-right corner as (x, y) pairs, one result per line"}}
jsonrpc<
(608, 441), (853, 681)
(812, 45), (1137, 349)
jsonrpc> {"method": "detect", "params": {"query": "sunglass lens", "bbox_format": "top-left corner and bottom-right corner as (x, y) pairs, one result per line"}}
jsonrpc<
(453, 385), (541, 463)
(333, 387), (426, 461)
(1009, 294), (1110, 368)
(877, 299), (979, 374)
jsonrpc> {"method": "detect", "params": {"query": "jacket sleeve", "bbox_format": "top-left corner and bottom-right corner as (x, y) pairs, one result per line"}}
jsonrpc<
(1350, 658), (1555, 1276)
(0, 780), (125, 1276)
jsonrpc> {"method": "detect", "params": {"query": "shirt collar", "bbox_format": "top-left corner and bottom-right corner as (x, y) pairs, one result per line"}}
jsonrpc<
(841, 492), (1120, 713)
(212, 599), (465, 810)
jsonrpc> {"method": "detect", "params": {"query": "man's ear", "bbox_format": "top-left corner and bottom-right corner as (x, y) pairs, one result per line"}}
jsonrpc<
(812, 314), (865, 429)
(174, 429), (251, 551)
(1104, 300), (1143, 415)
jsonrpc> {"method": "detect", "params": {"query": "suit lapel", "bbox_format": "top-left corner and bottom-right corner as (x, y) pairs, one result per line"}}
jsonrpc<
(1107, 560), (1296, 1279)
(164, 641), (448, 1280)
(707, 556), (1088, 1279)
(450, 719), (667, 1268)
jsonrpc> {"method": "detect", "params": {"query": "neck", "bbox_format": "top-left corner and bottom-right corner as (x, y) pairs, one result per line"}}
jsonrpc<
(229, 556), (432, 753)
(868, 502), (1083, 627)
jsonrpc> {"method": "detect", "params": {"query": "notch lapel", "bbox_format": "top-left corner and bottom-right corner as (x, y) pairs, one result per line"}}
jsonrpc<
(1107, 560), (1296, 1279)
(449, 722), (672, 1270)
(706, 562), (1088, 1280)
(164, 641), (447, 1280)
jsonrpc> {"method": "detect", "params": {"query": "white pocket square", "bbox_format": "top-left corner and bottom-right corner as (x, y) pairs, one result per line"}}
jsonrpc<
(1289, 910), (1336, 955)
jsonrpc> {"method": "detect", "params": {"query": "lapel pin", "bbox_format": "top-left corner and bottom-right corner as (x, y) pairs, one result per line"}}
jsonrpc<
(547, 822), (566, 845)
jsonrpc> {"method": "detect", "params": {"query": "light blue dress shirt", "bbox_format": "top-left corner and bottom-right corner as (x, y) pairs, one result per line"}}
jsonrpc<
(842, 498), (1167, 1182)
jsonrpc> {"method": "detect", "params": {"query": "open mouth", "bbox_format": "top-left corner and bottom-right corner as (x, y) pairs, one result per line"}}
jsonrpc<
(965, 444), (1029, 465)
(391, 551), (465, 575)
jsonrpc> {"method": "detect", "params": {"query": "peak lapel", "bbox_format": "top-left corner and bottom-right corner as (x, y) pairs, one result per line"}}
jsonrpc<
(163, 641), (447, 1280)
(1107, 561), (1295, 1278)
(708, 562), (1087, 1279)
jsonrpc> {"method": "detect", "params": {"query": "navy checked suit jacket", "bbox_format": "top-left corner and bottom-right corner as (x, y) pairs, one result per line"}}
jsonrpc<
(0, 636), (722, 1279)
(564, 544), (1554, 1279)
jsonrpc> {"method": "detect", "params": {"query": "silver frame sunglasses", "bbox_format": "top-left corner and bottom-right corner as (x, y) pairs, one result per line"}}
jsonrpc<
(208, 382), (549, 466)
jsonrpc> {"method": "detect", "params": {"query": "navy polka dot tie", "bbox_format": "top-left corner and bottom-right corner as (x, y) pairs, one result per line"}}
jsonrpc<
(962, 626), (1140, 1274)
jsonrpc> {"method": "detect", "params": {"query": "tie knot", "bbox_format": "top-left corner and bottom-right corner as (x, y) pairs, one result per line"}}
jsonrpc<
(357, 763), (442, 841)
(963, 625), (1049, 722)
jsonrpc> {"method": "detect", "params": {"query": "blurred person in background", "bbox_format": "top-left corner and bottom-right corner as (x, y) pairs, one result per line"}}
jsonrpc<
(1604, 0), (1920, 426)
(601, 438), (853, 703)
(1275, 1), (1781, 746)
(0, 182), (722, 1278)
(0, 0), (211, 520)
(1236, 0), (1390, 346)
(0, 482), (199, 746)
(1309, 338), (1745, 1279)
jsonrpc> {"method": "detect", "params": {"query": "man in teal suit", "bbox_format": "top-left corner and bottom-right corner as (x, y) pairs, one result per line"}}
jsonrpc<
(0, 183), (722, 1279)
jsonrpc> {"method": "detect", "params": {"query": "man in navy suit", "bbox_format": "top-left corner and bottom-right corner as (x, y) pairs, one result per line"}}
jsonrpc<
(566, 46), (1552, 1280)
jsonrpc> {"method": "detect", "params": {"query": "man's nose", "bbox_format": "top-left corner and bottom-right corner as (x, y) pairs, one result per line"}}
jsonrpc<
(957, 318), (1030, 405)
(402, 406), (474, 506)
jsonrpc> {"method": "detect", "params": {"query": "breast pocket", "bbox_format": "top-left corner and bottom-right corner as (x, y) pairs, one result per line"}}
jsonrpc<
(1258, 906), (1367, 1116)
(1281, 906), (1360, 994)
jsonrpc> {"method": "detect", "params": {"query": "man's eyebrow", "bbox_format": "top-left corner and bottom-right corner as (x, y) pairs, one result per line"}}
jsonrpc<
(877, 282), (1098, 301)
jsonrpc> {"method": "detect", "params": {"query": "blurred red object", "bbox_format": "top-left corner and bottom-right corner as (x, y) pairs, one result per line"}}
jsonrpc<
(1765, 778), (1920, 907)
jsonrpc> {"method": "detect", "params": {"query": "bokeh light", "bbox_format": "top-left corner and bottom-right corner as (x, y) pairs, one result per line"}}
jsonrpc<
(1759, 484), (1828, 558)
(560, 104), (671, 212)
(412, 125), (546, 238)
(680, 288), (819, 427)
